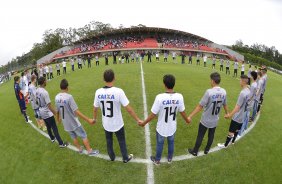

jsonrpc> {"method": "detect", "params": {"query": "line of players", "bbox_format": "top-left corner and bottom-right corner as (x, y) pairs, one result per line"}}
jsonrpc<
(36, 52), (253, 84)
(14, 64), (268, 165)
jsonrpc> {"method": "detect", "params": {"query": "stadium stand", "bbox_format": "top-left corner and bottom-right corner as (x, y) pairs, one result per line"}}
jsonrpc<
(50, 27), (243, 61)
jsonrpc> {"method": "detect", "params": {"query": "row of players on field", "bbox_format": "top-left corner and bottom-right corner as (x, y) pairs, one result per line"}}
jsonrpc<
(13, 67), (268, 164)
(38, 52), (251, 79)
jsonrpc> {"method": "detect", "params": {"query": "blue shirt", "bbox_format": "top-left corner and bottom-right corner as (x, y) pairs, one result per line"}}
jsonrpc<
(14, 83), (24, 101)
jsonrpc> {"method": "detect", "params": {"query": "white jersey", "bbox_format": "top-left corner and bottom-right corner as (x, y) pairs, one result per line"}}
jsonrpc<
(49, 65), (53, 73)
(21, 76), (28, 95)
(62, 61), (66, 67)
(241, 64), (245, 72)
(70, 59), (74, 65)
(203, 56), (207, 62)
(234, 62), (239, 69)
(226, 60), (230, 67)
(39, 68), (43, 77)
(94, 87), (129, 132)
(151, 93), (185, 137)
(78, 58), (82, 64)
(45, 66), (49, 73)
(56, 64), (60, 70)
(156, 53), (159, 57)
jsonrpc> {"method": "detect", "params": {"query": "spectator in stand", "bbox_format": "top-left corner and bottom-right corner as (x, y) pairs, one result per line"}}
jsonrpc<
(62, 60), (67, 74)
(147, 51), (152, 63)
(56, 63), (61, 76)
(87, 55), (92, 68)
(95, 55), (99, 66)
(49, 65), (54, 79)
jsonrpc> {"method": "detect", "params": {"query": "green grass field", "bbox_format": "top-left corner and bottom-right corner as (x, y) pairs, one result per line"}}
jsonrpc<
(0, 56), (281, 184)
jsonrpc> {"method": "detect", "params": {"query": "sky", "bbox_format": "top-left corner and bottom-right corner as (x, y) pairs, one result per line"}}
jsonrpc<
(0, 0), (282, 65)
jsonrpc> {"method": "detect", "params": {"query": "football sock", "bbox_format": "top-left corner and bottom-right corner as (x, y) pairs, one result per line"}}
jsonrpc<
(224, 135), (233, 147)
(232, 132), (239, 143)
(23, 111), (28, 122)
(257, 104), (261, 112)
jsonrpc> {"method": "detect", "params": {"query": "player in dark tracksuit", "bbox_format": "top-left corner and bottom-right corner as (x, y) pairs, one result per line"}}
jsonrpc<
(14, 76), (31, 123)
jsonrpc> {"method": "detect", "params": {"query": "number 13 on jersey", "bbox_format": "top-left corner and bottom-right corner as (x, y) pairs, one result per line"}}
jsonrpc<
(101, 101), (113, 117)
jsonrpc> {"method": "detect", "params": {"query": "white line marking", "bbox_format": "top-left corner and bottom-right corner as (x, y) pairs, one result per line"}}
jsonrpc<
(170, 113), (261, 162)
(140, 62), (155, 184)
(27, 106), (260, 164)
(28, 121), (149, 163)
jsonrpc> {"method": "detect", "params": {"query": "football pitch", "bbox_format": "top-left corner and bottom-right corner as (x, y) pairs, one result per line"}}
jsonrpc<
(0, 57), (281, 184)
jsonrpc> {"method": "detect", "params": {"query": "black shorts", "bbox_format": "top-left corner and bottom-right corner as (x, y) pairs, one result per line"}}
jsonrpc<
(229, 120), (242, 133)
(173, 57), (175, 60)
(234, 69), (238, 73)
(226, 67), (229, 70)
(212, 64), (215, 66)
(197, 59), (200, 62)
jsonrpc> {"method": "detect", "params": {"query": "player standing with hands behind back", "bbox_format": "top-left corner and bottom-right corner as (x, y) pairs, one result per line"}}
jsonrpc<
(139, 74), (190, 165)
(93, 69), (142, 163)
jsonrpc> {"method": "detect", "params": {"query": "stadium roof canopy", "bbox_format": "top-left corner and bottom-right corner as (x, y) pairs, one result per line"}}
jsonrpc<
(75, 27), (212, 44)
